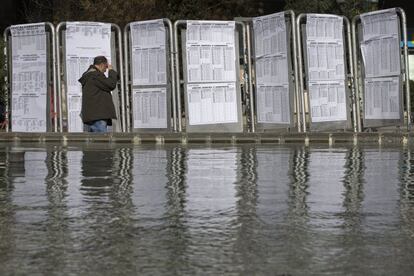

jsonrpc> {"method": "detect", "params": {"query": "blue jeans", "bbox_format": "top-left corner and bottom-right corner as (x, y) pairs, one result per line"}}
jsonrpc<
(88, 120), (108, 133)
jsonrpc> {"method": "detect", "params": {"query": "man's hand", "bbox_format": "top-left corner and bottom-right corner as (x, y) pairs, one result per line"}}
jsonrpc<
(108, 64), (113, 70)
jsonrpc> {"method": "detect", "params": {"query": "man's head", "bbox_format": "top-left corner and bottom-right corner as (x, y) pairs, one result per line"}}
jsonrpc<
(93, 56), (109, 73)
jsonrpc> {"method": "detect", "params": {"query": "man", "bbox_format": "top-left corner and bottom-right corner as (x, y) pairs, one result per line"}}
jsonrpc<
(78, 56), (118, 132)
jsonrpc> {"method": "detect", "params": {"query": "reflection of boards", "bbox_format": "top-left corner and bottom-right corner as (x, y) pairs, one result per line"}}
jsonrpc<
(7, 151), (25, 177)
(186, 149), (237, 213)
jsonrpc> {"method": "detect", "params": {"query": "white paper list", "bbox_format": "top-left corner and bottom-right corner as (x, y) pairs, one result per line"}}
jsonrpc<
(10, 23), (47, 132)
(65, 22), (111, 132)
(186, 21), (236, 83)
(132, 87), (167, 129)
(361, 9), (399, 41)
(364, 76), (400, 120)
(360, 9), (402, 121)
(360, 9), (400, 78)
(308, 80), (347, 122)
(305, 14), (347, 123)
(255, 54), (289, 86)
(253, 12), (291, 125)
(306, 14), (343, 41)
(253, 12), (287, 58)
(306, 14), (345, 82)
(307, 41), (344, 81)
(256, 84), (290, 123)
(187, 83), (238, 125)
(130, 20), (167, 85)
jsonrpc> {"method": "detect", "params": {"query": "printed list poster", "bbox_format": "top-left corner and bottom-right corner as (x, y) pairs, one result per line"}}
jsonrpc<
(253, 12), (291, 124)
(185, 20), (239, 126)
(306, 14), (348, 123)
(132, 87), (167, 128)
(130, 19), (169, 129)
(130, 19), (167, 86)
(11, 23), (47, 132)
(360, 9), (402, 121)
(65, 22), (111, 132)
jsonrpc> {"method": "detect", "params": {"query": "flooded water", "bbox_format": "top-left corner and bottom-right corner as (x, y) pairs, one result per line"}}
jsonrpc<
(0, 144), (414, 275)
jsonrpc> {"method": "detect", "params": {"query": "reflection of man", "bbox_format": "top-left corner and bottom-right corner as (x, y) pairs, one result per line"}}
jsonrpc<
(78, 56), (117, 133)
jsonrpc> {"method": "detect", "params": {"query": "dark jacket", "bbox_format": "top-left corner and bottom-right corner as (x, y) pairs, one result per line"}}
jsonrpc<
(78, 65), (118, 124)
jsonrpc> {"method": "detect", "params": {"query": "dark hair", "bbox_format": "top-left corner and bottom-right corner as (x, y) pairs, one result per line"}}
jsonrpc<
(93, 56), (108, 65)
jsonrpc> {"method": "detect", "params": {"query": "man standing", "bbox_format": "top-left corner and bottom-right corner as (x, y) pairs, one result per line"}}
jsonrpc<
(78, 56), (118, 132)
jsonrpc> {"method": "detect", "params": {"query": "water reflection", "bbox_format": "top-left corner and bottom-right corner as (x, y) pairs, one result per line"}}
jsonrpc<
(342, 147), (365, 218)
(163, 146), (189, 275)
(184, 148), (239, 274)
(46, 150), (68, 204)
(337, 147), (366, 274)
(285, 147), (312, 273)
(78, 147), (136, 273)
(44, 149), (70, 275)
(1, 145), (414, 275)
(130, 147), (173, 274)
(288, 148), (310, 217)
(304, 148), (348, 274)
(363, 150), (400, 228)
(234, 146), (258, 274)
(0, 149), (14, 273)
(81, 149), (116, 198)
(400, 150), (414, 233)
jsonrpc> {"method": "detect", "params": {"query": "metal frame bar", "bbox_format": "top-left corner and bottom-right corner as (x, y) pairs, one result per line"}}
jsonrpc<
(3, 28), (10, 132)
(173, 20), (248, 132)
(3, 22), (57, 132)
(296, 14), (353, 132)
(343, 17), (358, 133)
(296, 14), (307, 132)
(48, 22), (58, 132)
(241, 21), (252, 132)
(173, 20), (184, 132)
(113, 23), (126, 132)
(352, 8), (410, 131)
(400, 8), (411, 127)
(166, 19), (177, 132)
(124, 18), (176, 132)
(289, 10), (302, 133)
(245, 21), (255, 132)
(56, 22), (125, 132)
(56, 22), (64, 132)
(351, 16), (362, 132)
(123, 23), (131, 131)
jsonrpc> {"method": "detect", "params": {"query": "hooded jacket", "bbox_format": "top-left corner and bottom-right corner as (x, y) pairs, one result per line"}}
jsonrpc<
(78, 65), (118, 124)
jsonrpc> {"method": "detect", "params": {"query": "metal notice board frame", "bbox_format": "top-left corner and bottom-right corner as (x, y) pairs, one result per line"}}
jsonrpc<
(56, 21), (125, 132)
(173, 20), (246, 133)
(3, 22), (57, 132)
